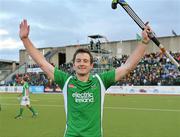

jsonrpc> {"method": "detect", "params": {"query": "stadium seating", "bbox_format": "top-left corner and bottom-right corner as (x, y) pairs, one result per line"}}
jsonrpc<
(7, 51), (180, 86)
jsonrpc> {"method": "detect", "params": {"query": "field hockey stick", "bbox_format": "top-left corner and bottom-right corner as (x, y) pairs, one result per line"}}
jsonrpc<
(111, 0), (180, 71)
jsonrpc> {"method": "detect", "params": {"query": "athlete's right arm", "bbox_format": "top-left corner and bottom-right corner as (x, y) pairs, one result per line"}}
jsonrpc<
(19, 19), (55, 80)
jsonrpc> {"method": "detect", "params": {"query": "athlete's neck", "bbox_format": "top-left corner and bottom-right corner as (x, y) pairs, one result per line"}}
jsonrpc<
(76, 73), (90, 82)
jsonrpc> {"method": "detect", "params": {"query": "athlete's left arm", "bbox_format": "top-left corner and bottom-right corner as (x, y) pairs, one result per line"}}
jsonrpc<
(115, 25), (151, 82)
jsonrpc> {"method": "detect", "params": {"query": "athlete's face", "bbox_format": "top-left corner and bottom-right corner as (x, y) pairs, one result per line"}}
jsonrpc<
(73, 53), (93, 76)
(21, 79), (25, 84)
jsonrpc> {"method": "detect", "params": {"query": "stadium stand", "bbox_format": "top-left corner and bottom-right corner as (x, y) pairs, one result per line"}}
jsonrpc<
(6, 51), (180, 87)
(1, 35), (180, 88)
(116, 52), (180, 86)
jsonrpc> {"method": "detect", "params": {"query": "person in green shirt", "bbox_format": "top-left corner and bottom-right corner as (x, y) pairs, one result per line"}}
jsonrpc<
(15, 77), (37, 119)
(19, 19), (151, 136)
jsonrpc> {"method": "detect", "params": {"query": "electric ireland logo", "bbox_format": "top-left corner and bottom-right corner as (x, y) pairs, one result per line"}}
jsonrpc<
(72, 92), (94, 103)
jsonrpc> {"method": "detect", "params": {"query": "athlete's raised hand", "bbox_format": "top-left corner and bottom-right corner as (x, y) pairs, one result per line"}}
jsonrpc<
(141, 22), (152, 44)
(19, 19), (30, 40)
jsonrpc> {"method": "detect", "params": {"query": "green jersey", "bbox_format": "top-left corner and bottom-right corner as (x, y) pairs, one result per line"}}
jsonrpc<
(54, 67), (115, 137)
(22, 82), (29, 96)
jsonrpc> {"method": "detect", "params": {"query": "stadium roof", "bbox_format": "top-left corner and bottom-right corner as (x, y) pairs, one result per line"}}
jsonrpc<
(0, 59), (19, 64)
(88, 34), (105, 39)
(88, 34), (109, 43)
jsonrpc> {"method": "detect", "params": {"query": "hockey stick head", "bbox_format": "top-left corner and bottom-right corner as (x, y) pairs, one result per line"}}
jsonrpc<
(111, 0), (118, 9)
(111, 0), (128, 9)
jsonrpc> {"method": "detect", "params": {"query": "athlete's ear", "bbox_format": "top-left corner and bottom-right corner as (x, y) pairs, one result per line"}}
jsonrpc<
(90, 63), (94, 69)
(73, 63), (75, 69)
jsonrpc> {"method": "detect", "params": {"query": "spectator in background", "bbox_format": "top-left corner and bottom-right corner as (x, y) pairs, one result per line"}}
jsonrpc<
(90, 39), (94, 50)
(96, 40), (101, 50)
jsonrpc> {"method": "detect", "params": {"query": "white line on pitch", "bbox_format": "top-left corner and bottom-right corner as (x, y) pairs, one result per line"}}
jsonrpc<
(104, 106), (180, 112)
(1, 103), (180, 112)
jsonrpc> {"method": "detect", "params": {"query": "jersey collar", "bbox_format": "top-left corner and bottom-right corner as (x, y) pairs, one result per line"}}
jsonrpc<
(73, 74), (93, 82)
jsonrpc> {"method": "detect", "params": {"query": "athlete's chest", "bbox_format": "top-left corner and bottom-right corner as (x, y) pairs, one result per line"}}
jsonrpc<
(66, 79), (101, 104)
(67, 78), (100, 92)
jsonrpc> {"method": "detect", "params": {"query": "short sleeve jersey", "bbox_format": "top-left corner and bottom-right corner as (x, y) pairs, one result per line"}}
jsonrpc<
(54, 67), (115, 137)
(22, 82), (29, 96)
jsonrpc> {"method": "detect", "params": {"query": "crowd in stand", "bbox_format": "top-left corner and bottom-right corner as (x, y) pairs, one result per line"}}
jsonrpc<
(28, 63), (55, 68)
(116, 52), (180, 86)
(8, 51), (180, 87)
(59, 62), (74, 75)
(59, 51), (180, 86)
(11, 72), (57, 89)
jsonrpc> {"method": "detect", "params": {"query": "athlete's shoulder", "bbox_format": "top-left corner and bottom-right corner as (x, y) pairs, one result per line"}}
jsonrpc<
(54, 67), (71, 79)
(98, 69), (115, 78)
(97, 69), (116, 89)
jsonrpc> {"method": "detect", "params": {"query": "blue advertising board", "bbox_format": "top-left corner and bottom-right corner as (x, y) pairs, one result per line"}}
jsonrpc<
(29, 86), (44, 93)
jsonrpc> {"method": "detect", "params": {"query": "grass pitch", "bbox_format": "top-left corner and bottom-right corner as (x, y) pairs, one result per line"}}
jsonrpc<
(0, 93), (180, 137)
